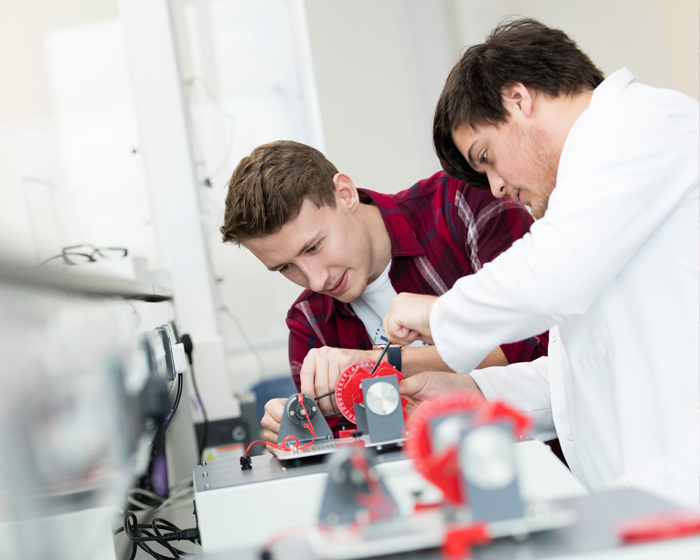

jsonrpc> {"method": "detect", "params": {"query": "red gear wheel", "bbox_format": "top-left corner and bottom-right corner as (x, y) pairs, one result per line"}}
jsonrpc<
(405, 393), (532, 505)
(335, 360), (406, 424)
(405, 392), (484, 504)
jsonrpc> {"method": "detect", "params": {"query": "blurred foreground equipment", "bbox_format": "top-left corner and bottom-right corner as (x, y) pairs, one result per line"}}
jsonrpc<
(0, 261), (171, 560)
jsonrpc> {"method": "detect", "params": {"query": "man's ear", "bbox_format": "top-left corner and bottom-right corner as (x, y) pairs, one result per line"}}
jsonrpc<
(502, 83), (534, 120)
(332, 173), (360, 211)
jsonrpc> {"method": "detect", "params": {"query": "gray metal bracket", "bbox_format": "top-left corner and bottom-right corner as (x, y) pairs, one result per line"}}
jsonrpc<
(318, 445), (398, 527)
(277, 393), (333, 446)
(361, 375), (406, 444)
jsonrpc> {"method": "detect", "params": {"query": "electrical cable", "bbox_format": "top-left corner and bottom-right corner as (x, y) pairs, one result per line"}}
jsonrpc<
(154, 486), (193, 511)
(126, 480), (194, 513)
(129, 487), (165, 503)
(242, 395), (316, 457)
(163, 373), (183, 433)
(127, 488), (194, 513)
(150, 373), (183, 451)
(368, 343), (392, 376)
(181, 334), (208, 462)
(115, 511), (199, 560)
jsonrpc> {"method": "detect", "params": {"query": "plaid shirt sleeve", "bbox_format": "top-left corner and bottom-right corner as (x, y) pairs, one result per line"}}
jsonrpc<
(287, 294), (364, 435)
(448, 179), (549, 363)
(286, 295), (324, 392)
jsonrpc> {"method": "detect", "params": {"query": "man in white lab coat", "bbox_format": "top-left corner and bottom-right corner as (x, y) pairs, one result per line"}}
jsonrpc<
(383, 18), (699, 506)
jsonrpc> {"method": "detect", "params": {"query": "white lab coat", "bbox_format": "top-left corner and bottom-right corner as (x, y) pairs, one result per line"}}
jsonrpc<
(431, 69), (700, 506)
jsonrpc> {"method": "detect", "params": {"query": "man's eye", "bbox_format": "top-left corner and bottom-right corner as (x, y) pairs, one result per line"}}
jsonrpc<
(307, 243), (320, 253)
(278, 264), (290, 273)
(481, 150), (488, 163)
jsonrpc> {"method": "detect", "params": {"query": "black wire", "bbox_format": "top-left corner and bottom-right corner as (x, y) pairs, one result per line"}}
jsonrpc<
(181, 337), (208, 462)
(189, 362), (209, 461)
(316, 345), (394, 402)
(151, 517), (188, 559)
(118, 511), (198, 560)
(192, 367), (209, 461)
(163, 373), (183, 432)
(369, 343), (392, 375)
(150, 373), (183, 451)
(151, 520), (181, 559)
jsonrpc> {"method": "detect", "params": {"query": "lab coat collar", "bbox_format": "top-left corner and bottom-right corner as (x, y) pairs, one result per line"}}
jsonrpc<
(590, 68), (636, 107)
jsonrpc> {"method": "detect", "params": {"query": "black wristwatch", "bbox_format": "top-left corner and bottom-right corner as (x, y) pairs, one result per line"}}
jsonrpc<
(386, 345), (402, 372)
(373, 344), (402, 372)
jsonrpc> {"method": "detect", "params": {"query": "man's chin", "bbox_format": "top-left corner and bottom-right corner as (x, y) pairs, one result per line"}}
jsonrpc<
(332, 291), (359, 304)
(330, 283), (365, 304)
(531, 202), (548, 220)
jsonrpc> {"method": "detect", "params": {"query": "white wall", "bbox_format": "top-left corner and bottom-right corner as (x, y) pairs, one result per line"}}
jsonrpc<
(445, 0), (698, 97)
(1, 0), (697, 399)
(304, 0), (453, 193)
(304, 0), (698, 198)
(0, 0), (159, 267)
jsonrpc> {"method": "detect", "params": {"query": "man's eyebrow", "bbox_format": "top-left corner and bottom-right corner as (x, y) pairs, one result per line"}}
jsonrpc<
(466, 139), (479, 169)
(266, 235), (319, 271)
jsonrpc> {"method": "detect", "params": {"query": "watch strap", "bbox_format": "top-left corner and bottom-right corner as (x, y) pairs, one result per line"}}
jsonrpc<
(386, 345), (402, 372)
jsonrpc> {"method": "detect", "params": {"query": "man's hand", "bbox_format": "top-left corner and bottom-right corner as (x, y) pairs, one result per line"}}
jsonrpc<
(261, 397), (285, 454)
(400, 371), (485, 416)
(299, 347), (379, 414)
(383, 293), (437, 346)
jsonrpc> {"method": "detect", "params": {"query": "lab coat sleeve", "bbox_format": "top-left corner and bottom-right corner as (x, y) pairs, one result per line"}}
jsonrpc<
(469, 356), (557, 441)
(431, 96), (699, 373)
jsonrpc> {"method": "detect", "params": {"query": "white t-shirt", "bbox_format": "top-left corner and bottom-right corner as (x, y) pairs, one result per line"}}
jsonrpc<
(351, 262), (428, 348)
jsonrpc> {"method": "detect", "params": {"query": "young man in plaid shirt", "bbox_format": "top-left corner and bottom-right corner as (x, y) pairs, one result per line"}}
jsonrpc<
(220, 140), (547, 443)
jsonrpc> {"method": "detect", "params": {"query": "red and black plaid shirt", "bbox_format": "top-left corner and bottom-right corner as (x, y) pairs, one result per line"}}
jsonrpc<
(286, 171), (548, 390)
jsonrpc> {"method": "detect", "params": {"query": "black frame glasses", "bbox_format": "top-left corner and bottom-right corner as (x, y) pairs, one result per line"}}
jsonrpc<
(41, 244), (128, 266)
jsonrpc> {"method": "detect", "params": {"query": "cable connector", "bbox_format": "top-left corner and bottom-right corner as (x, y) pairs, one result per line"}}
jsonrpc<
(175, 528), (200, 541)
(156, 527), (200, 542)
(240, 455), (252, 470)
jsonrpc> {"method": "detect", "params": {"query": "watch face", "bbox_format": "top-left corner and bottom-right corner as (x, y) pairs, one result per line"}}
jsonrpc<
(460, 425), (515, 490)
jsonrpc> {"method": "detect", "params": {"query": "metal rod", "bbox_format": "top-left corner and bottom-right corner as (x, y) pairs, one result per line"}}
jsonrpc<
(368, 343), (392, 376)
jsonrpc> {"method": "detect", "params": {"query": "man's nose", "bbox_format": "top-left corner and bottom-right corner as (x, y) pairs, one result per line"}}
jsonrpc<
(488, 171), (507, 199)
(300, 261), (329, 293)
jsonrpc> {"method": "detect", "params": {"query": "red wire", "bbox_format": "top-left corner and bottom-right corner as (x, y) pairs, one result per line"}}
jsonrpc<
(244, 395), (317, 456)
(298, 395), (316, 450)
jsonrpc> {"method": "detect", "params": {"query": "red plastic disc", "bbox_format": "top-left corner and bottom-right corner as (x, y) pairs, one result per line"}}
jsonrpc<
(405, 393), (533, 505)
(335, 360), (405, 424)
(405, 392), (485, 505)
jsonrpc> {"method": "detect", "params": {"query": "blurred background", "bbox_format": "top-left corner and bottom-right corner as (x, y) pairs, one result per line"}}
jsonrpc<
(0, 0), (697, 432)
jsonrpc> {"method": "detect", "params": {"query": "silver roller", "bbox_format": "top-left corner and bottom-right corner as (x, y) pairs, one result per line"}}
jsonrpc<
(364, 381), (399, 416)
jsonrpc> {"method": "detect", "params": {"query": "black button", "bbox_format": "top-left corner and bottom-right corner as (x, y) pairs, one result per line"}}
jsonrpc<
(358, 342), (366, 350)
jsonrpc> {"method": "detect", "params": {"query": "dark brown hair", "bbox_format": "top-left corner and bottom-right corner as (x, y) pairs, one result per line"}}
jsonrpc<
(220, 141), (338, 244)
(433, 18), (604, 189)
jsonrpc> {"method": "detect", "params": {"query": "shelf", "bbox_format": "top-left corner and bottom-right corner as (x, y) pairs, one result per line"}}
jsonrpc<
(0, 260), (172, 302)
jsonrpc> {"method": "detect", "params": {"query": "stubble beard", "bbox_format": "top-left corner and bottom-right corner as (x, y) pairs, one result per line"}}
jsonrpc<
(516, 123), (559, 220)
